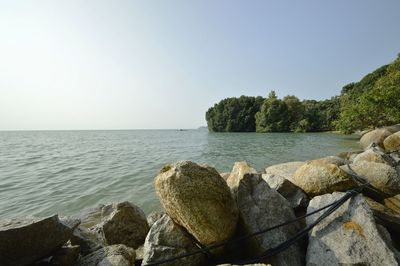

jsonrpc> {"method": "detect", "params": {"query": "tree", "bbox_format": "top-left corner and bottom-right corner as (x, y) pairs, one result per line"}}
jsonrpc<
(255, 91), (290, 132)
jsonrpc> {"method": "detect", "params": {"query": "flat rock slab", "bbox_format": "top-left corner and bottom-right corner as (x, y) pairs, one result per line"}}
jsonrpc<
(0, 215), (73, 266)
(306, 192), (399, 265)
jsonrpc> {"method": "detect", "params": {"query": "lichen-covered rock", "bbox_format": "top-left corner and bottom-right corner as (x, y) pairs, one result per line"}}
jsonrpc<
(142, 214), (206, 266)
(306, 193), (399, 265)
(77, 244), (136, 266)
(360, 128), (392, 150)
(0, 215), (73, 266)
(155, 161), (238, 246)
(264, 161), (305, 181)
(291, 161), (357, 197)
(237, 174), (302, 266)
(226, 161), (258, 191)
(384, 131), (400, 152)
(95, 202), (149, 249)
(341, 161), (400, 197)
(261, 173), (308, 209)
(309, 155), (348, 166)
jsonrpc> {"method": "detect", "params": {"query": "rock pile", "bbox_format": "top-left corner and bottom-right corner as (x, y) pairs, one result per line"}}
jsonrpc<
(1, 124), (400, 265)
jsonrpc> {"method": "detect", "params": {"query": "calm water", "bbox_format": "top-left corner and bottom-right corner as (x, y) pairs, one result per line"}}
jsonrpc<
(0, 129), (359, 218)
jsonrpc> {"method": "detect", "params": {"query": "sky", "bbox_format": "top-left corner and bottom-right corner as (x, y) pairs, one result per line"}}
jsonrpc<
(1, 0), (400, 130)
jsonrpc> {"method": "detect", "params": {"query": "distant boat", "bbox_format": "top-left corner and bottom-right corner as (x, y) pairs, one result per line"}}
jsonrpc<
(178, 129), (188, 131)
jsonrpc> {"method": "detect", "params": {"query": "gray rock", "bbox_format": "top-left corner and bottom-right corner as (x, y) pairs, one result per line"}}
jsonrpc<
(237, 173), (302, 266)
(353, 147), (390, 164)
(155, 161), (238, 246)
(49, 245), (80, 266)
(0, 215), (73, 266)
(95, 202), (149, 249)
(383, 124), (400, 134)
(360, 128), (392, 150)
(147, 211), (164, 228)
(142, 214), (206, 266)
(261, 173), (308, 209)
(226, 161), (258, 191)
(71, 225), (102, 255)
(306, 192), (399, 265)
(264, 161), (305, 181)
(341, 161), (400, 196)
(336, 150), (362, 161)
(77, 244), (136, 266)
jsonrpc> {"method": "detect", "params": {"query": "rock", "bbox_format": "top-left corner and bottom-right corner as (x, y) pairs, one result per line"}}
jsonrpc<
(365, 197), (400, 233)
(0, 215), (73, 266)
(237, 173), (302, 266)
(95, 202), (149, 249)
(77, 244), (136, 266)
(155, 161), (238, 246)
(147, 211), (164, 228)
(384, 194), (400, 214)
(309, 155), (348, 166)
(306, 192), (399, 265)
(264, 161), (305, 181)
(226, 161), (258, 191)
(261, 173), (308, 209)
(353, 147), (390, 164)
(383, 124), (400, 134)
(291, 161), (356, 197)
(142, 214), (206, 266)
(341, 161), (400, 196)
(70, 225), (102, 255)
(360, 128), (392, 150)
(384, 131), (400, 152)
(49, 245), (80, 266)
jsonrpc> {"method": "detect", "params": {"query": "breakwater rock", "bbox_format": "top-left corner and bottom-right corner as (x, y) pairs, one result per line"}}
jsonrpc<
(1, 125), (400, 265)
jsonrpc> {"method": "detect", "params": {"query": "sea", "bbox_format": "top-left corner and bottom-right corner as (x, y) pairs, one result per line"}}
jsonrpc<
(0, 129), (360, 218)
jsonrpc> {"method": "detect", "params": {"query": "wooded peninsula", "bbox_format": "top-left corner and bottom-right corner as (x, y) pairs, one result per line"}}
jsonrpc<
(206, 54), (400, 134)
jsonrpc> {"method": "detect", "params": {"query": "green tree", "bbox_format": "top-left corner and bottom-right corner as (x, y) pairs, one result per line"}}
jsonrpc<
(255, 91), (290, 132)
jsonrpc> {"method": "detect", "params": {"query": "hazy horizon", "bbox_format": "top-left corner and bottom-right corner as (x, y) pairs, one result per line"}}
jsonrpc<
(1, 0), (400, 130)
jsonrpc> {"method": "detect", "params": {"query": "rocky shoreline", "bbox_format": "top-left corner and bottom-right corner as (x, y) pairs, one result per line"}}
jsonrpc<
(1, 125), (400, 266)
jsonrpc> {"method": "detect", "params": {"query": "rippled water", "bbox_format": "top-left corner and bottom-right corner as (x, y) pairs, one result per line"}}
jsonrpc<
(0, 129), (359, 218)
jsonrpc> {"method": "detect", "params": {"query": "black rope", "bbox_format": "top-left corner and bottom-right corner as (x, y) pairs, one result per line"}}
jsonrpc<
(142, 184), (367, 266)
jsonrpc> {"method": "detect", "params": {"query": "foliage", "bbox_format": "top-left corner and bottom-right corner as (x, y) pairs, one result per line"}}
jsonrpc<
(255, 91), (290, 132)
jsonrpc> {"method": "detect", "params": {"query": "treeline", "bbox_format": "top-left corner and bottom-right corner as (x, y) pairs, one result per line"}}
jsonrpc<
(206, 54), (400, 133)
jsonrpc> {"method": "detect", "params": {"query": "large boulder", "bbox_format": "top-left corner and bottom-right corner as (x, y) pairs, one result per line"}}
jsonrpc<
(155, 161), (238, 246)
(360, 128), (392, 150)
(264, 161), (305, 181)
(48, 245), (80, 265)
(237, 173), (302, 266)
(77, 244), (136, 266)
(261, 173), (308, 209)
(341, 161), (400, 197)
(147, 211), (164, 228)
(384, 131), (400, 152)
(94, 202), (149, 249)
(0, 215), (74, 266)
(142, 214), (206, 266)
(70, 225), (103, 255)
(291, 161), (357, 197)
(226, 161), (258, 191)
(306, 192), (399, 265)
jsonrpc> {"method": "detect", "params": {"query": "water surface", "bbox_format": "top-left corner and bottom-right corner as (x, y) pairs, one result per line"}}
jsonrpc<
(0, 129), (359, 218)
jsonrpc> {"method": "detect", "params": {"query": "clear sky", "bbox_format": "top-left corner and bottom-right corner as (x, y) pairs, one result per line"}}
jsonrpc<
(1, 0), (399, 130)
